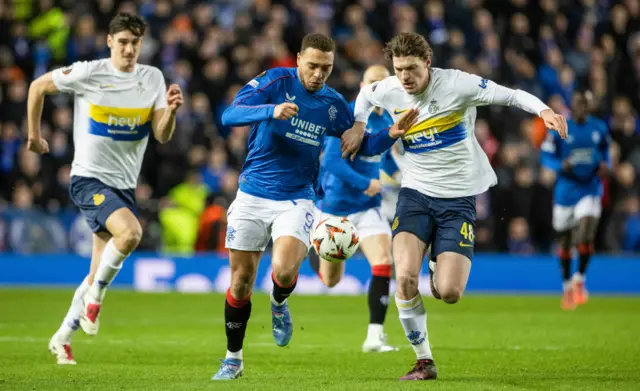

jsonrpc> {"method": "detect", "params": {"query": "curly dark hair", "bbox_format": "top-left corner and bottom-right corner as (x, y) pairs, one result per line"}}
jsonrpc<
(383, 32), (433, 61)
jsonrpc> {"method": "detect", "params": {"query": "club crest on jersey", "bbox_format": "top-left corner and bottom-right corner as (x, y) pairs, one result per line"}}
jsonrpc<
(427, 100), (439, 114)
(136, 82), (146, 95)
(592, 131), (600, 143)
(328, 105), (337, 122)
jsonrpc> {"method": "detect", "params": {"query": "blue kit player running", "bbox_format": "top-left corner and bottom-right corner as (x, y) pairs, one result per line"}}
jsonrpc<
(212, 34), (409, 380)
(349, 32), (568, 380)
(541, 90), (611, 310)
(309, 65), (399, 353)
(26, 13), (183, 365)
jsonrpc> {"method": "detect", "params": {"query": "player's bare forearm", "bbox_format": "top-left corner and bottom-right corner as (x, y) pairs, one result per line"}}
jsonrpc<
(153, 109), (177, 144)
(27, 72), (58, 142)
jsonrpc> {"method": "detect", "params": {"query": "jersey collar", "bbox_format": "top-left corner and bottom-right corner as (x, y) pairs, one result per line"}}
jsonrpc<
(109, 60), (138, 77)
(411, 68), (434, 102)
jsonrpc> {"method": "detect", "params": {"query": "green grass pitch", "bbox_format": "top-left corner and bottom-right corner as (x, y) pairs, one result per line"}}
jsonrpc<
(1, 289), (639, 390)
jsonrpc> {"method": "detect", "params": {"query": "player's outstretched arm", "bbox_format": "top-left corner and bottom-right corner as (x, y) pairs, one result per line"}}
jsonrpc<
(357, 109), (419, 157)
(27, 72), (59, 154)
(153, 84), (183, 144)
(457, 72), (568, 139)
(322, 137), (379, 196)
(221, 71), (296, 127)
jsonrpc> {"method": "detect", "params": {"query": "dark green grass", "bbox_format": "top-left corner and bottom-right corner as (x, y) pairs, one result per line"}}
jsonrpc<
(1, 290), (639, 390)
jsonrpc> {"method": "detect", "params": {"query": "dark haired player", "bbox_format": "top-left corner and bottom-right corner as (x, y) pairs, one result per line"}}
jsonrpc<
(213, 33), (410, 380)
(26, 13), (183, 364)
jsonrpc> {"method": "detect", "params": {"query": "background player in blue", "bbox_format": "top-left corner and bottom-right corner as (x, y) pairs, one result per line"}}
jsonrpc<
(309, 65), (398, 353)
(212, 34), (411, 381)
(541, 90), (611, 310)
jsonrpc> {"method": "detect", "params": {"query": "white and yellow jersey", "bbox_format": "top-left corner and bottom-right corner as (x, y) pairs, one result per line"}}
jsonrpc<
(52, 59), (167, 189)
(354, 67), (550, 198)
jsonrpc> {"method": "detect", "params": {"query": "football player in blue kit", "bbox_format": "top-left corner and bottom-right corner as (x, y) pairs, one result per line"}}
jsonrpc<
(212, 34), (417, 380)
(309, 65), (399, 353)
(541, 90), (611, 310)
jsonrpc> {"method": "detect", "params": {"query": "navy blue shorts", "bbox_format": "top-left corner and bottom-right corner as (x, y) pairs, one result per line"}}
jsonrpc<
(69, 176), (136, 233)
(391, 187), (476, 261)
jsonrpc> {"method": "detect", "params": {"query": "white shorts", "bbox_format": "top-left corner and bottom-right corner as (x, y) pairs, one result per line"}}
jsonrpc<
(552, 195), (602, 232)
(314, 206), (392, 241)
(225, 190), (315, 251)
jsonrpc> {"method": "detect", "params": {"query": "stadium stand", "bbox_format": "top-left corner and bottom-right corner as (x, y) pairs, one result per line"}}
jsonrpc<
(0, 0), (639, 254)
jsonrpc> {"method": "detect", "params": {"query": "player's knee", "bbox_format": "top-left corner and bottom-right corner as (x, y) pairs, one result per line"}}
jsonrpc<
(273, 269), (297, 288)
(321, 272), (341, 288)
(230, 269), (256, 298)
(116, 226), (142, 253)
(438, 284), (463, 304)
(395, 273), (419, 298)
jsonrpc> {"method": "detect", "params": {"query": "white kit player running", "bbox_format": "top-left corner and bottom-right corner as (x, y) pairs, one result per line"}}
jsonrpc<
(26, 13), (183, 364)
(343, 32), (568, 380)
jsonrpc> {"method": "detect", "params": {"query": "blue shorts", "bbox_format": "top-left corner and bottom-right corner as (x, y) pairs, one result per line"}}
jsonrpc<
(391, 187), (476, 261)
(69, 176), (136, 233)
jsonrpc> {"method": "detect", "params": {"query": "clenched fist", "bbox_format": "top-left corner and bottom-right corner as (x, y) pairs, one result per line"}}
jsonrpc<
(273, 102), (299, 120)
(27, 138), (49, 154)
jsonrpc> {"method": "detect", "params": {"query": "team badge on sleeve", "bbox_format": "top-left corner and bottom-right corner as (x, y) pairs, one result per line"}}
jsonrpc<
(248, 71), (267, 88)
(62, 66), (73, 75)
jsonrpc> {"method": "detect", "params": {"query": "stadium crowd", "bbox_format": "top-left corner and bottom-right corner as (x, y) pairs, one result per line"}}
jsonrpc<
(0, 0), (639, 255)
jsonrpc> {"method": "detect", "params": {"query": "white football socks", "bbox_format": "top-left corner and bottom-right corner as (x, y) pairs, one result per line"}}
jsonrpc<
(56, 277), (90, 342)
(395, 293), (433, 360)
(225, 349), (243, 360)
(88, 239), (127, 303)
(367, 323), (384, 340)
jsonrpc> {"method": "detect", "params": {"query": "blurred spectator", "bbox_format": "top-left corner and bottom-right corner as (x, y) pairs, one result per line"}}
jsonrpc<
(195, 196), (227, 253)
(507, 217), (535, 254)
(1, 0), (639, 254)
(159, 169), (208, 254)
(201, 145), (229, 194)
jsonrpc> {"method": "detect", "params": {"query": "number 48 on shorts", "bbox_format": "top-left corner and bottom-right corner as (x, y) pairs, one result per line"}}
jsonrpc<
(459, 222), (474, 248)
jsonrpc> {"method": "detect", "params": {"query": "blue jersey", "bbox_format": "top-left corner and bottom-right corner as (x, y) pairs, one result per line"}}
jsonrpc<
(316, 102), (395, 215)
(221, 67), (397, 201)
(540, 116), (611, 206)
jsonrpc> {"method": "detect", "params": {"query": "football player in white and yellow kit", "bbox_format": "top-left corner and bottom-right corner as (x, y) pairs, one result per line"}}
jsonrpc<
(347, 32), (568, 380)
(26, 13), (183, 365)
